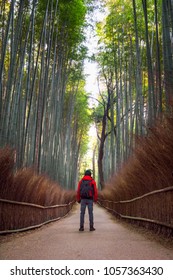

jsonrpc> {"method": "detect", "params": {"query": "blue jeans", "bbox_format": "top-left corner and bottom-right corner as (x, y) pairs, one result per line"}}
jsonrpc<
(80, 199), (94, 228)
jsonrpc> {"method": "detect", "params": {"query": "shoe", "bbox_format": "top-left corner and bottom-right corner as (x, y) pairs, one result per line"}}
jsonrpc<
(90, 227), (95, 231)
(79, 227), (84, 231)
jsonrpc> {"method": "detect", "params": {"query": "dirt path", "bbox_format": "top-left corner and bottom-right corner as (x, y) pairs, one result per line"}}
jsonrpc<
(0, 204), (173, 260)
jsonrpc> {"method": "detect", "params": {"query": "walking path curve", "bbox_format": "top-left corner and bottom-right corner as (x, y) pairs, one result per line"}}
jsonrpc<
(0, 204), (173, 259)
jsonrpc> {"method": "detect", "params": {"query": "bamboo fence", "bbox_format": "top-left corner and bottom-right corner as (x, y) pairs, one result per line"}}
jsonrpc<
(98, 186), (173, 236)
(0, 198), (75, 234)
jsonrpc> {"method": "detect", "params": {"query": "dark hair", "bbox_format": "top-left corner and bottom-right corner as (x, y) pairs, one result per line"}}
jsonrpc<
(84, 169), (91, 176)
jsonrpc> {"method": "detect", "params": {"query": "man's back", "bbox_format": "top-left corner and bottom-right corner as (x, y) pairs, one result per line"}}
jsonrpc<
(77, 174), (98, 202)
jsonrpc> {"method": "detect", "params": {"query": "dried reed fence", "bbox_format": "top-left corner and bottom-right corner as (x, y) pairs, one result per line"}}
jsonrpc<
(99, 116), (173, 237)
(0, 146), (76, 234)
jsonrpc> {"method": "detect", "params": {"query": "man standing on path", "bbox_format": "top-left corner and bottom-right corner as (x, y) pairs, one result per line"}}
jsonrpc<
(77, 169), (98, 231)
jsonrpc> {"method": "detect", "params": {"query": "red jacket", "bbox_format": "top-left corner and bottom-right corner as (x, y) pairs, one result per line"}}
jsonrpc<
(77, 175), (98, 202)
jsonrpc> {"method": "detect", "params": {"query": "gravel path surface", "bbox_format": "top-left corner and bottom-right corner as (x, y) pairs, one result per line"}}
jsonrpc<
(0, 204), (173, 260)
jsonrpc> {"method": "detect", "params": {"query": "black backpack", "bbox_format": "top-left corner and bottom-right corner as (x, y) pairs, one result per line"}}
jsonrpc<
(80, 180), (94, 199)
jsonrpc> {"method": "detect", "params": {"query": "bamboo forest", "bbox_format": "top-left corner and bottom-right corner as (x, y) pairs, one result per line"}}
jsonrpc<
(1, 0), (173, 237)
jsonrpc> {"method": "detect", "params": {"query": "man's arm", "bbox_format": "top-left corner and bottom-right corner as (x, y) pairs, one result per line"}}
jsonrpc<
(76, 181), (81, 202)
(93, 180), (98, 202)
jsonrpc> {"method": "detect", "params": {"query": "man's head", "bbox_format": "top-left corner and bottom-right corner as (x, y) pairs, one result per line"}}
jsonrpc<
(84, 169), (92, 176)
